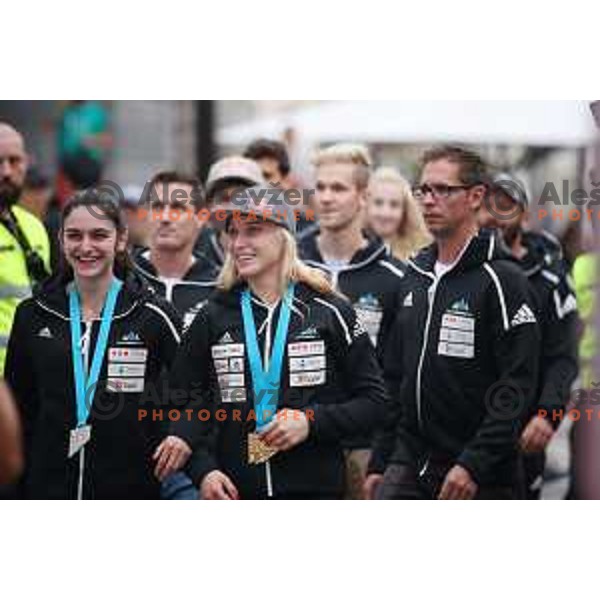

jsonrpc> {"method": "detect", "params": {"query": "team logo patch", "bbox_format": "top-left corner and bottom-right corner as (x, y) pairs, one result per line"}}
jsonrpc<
(403, 292), (413, 307)
(120, 331), (142, 344)
(295, 325), (319, 340)
(450, 297), (471, 313)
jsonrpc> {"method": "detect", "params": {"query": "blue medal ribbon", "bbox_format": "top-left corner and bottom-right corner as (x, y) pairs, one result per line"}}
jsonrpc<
(241, 284), (294, 431)
(69, 278), (123, 426)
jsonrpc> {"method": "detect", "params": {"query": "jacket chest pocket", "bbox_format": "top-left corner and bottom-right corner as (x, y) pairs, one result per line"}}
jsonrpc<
(106, 347), (148, 393)
(287, 340), (327, 387)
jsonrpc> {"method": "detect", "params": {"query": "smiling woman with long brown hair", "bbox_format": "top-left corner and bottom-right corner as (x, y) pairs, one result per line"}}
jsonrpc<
(4, 189), (182, 499)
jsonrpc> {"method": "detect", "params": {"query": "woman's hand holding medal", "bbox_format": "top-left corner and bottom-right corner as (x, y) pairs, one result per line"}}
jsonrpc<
(259, 409), (310, 452)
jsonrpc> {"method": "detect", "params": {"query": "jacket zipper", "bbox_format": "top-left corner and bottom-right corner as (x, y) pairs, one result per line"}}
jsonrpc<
(260, 301), (276, 498)
(415, 274), (437, 429)
(412, 239), (474, 432)
(77, 320), (92, 500)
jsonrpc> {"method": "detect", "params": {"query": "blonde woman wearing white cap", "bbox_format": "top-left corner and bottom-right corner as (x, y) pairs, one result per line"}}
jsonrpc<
(158, 186), (388, 499)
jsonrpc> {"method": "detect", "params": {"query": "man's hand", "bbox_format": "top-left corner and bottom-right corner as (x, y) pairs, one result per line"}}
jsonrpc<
(153, 436), (192, 481)
(259, 410), (310, 451)
(520, 415), (555, 454)
(438, 465), (478, 500)
(363, 474), (384, 500)
(201, 470), (239, 500)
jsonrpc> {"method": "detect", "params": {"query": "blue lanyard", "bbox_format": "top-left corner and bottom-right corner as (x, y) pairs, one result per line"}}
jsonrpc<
(69, 278), (122, 426)
(241, 284), (294, 431)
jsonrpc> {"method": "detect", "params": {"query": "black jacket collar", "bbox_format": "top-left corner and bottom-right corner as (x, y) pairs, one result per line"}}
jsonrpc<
(33, 270), (152, 320)
(408, 229), (511, 277)
(133, 249), (216, 284)
(299, 229), (387, 271)
(212, 280), (319, 314)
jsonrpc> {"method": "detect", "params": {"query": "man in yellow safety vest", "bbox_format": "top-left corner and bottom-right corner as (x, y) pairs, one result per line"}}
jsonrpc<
(0, 123), (50, 374)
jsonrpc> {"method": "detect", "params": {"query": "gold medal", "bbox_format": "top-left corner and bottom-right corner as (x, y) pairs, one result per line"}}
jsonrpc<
(247, 432), (278, 465)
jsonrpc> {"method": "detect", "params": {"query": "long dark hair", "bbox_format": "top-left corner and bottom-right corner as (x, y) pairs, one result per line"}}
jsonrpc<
(57, 188), (134, 284)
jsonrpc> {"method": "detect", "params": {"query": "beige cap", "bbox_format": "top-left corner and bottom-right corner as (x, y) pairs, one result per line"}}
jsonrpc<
(205, 156), (264, 198)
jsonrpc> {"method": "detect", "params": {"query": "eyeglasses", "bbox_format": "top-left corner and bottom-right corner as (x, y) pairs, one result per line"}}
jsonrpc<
(412, 183), (474, 201)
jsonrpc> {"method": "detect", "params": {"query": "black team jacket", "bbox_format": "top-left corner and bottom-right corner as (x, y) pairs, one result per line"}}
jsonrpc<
(369, 230), (540, 488)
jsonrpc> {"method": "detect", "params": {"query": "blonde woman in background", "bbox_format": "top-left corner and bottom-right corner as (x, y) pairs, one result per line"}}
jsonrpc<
(366, 167), (432, 261)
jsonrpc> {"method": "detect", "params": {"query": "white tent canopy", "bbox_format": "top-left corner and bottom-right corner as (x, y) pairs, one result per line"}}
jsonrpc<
(218, 101), (596, 148)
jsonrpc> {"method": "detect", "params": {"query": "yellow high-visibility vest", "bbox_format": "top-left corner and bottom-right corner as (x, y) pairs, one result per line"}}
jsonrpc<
(0, 205), (50, 374)
(573, 253), (599, 388)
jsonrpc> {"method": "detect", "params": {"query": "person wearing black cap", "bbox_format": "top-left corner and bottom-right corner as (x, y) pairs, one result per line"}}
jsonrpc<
(153, 186), (388, 499)
(479, 171), (579, 499)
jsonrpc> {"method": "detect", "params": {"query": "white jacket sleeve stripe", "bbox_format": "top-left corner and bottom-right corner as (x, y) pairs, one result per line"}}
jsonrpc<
(483, 263), (510, 332)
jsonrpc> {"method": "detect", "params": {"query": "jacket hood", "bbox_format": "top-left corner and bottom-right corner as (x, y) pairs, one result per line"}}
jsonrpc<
(408, 228), (512, 276)
(298, 229), (387, 273)
(133, 248), (217, 285)
(211, 280), (322, 314)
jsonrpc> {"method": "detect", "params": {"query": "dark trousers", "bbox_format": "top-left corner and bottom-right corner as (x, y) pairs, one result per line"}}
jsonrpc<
(377, 462), (519, 500)
(522, 452), (545, 500)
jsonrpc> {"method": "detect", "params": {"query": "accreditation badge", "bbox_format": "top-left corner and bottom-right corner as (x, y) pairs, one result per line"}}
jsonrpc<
(68, 424), (92, 458)
(247, 432), (278, 465)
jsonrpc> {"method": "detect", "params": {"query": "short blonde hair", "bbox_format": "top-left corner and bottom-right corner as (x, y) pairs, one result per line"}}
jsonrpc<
(218, 226), (334, 296)
(312, 143), (372, 190)
(368, 166), (432, 261)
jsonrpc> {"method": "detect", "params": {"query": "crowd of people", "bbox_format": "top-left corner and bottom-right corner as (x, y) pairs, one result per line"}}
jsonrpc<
(0, 119), (589, 499)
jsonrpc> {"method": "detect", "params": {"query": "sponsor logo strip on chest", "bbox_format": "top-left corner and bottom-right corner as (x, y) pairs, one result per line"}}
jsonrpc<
(109, 347), (148, 363)
(211, 343), (245, 359)
(287, 340), (325, 357)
